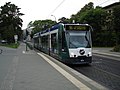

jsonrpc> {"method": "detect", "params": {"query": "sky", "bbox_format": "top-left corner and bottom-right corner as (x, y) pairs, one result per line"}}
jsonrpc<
(0, 0), (119, 29)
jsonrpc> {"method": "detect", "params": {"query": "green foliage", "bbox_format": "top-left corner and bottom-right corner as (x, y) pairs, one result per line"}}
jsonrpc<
(113, 5), (120, 45)
(0, 2), (24, 43)
(28, 19), (57, 38)
(58, 17), (69, 23)
(113, 45), (120, 52)
(69, 2), (108, 47)
(70, 2), (94, 23)
(0, 43), (20, 48)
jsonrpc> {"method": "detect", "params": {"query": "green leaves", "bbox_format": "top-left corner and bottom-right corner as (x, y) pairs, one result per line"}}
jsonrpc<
(28, 20), (57, 38)
(113, 5), (120, 45)
(0, 2), (24, 43)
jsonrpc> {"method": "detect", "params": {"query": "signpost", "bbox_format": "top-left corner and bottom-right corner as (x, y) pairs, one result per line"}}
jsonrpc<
(14, 35), (18, 44)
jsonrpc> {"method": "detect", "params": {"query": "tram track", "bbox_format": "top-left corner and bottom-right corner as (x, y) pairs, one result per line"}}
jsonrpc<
(93, 64), (120, 79)
(93, 54), (120, 77)
(71, 54), (120, 90)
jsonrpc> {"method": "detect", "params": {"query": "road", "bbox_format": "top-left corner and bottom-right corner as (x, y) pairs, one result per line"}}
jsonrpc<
(72, 53), (120, 90)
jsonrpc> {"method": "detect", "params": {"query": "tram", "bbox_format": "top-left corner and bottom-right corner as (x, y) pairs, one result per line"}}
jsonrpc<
(33, 23), (93, 64)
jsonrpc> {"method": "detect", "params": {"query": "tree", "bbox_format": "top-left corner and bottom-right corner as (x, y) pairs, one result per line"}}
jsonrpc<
(81, 7), (107, 46)
(0, 2), (24, 43)
(69, 2), (107, 46)
(70, 2), (94, 23)
(80, 2), (94, 13)
(58, 17), (69, 23)
(29, 19), (56, 38)
(113, 5), (120, 45)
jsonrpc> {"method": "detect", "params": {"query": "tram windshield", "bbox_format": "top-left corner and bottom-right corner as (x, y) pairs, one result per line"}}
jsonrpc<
(66, 31), (91, 48)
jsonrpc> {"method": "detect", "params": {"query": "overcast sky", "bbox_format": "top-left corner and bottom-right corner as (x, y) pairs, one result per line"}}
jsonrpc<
(0, 0), (119, 29)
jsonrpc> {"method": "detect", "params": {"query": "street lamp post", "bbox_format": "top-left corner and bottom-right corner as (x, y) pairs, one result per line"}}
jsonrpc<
(51, 15), (57, 22)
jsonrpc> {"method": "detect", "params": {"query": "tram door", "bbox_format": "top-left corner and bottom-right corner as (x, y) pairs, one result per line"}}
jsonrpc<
(59, 30), (69, 59)
(51, 33), (58, 54)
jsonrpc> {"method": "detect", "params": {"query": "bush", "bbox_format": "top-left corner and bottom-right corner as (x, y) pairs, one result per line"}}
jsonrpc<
(113, 45), (120, 52)
(0, 43), (20, 48)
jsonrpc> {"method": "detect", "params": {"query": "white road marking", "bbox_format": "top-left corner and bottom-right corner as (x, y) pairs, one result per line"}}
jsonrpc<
(37, 53), (91, 90)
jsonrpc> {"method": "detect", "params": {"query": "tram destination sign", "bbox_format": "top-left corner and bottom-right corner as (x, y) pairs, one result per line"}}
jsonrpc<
(65, 25), (89, 31)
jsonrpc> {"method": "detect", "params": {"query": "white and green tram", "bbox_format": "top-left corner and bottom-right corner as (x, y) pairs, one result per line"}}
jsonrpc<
(33, 23), (93, 64)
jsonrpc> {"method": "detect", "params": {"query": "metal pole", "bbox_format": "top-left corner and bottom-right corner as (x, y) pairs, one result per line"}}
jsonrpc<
(26, 43), (28, 51)
(51, 15), (57, 22)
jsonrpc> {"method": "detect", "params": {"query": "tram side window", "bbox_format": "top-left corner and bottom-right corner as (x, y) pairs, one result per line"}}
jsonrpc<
(51, 33), (58, 53)
(34, 38), (39, 47)
(41, 35), (49, 49)
(41, 36), (46, 49)
(39, 37), (41, 47)
(45, 35), (49, 49)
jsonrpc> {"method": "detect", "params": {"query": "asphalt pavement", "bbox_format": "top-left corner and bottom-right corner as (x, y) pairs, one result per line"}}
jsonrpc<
(93, 47), (120, 58)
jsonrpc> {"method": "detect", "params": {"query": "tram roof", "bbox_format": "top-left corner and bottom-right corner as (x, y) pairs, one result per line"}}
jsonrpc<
(64, 23), (89, 26)
(41, 29), (49, 34)
(33, 23), (92, 35)
(40, 23), (61, 34)
(50, 24), (60, 31)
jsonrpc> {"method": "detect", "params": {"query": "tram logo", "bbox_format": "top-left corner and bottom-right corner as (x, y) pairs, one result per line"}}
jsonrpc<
(79, 49), (85, 55)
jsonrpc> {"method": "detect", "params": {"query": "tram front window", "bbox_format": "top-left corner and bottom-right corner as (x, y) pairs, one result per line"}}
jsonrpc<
(67, 31), (91, 48)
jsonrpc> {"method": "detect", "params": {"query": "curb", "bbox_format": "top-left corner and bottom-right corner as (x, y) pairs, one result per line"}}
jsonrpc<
(41, 52), (108, 90)
(93, 51), (120, 58)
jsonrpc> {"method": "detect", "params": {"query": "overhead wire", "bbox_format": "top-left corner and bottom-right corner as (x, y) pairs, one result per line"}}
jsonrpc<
(47, 0), (66, 18)
(47, 0), (114, 19)
(97, 0), (111, 6)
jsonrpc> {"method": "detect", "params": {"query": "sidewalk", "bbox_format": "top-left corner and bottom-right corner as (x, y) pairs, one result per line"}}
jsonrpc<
(93, 47), (120, 58)
(12, 43), (79, 90)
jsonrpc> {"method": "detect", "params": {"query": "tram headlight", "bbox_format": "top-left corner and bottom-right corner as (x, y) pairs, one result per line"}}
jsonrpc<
(70, 52), (75, 57)
(88, 52), (92, 57)
(71, 52), (74, 55)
